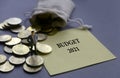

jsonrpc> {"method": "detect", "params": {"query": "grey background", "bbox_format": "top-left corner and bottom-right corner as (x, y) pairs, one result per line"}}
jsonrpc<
(0, 0), (119, 78)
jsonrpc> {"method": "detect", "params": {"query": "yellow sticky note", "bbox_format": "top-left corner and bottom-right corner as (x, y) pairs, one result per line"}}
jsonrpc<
(40, 28), (116, 75)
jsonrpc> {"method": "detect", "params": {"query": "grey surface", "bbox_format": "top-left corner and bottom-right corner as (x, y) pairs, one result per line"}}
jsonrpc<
(0, 0), (120, 78)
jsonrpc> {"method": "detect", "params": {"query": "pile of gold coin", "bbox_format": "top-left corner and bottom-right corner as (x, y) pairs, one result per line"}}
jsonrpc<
(0, 17), (52, 73)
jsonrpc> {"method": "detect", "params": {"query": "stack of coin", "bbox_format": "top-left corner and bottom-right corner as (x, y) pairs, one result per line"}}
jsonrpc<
(11, 25), (26, 33)
(0, 23), (4, 30)
(23, 55), (43, 73)
(0, 17), (22, 30)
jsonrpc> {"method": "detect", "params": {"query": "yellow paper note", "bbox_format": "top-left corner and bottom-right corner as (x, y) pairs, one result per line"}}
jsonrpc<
(40, 28), (116, 75)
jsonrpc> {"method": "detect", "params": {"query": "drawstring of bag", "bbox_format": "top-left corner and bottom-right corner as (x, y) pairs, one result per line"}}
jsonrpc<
(68, 18), (92, 30)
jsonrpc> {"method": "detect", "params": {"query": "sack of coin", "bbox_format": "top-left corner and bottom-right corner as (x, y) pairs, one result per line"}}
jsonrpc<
(29, 0), (75, 33)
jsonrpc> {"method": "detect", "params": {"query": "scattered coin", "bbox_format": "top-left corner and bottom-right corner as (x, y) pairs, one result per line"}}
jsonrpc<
(3, 21), (10, 29)
(21, 39), (29, 45)
(7, 17), (22, 25)
(4, 46), (13, 54)
(0, 61), (14, 72)
(0, 23), (4, 29)
(37, 33), (47, 41)
(17, 30), (31, 39)
(23, 63), (42, 73)
(12, 44), (30, 56)
(11, 25), (26, 33)
(0, 34), (12, 42)
(41, 28), (53, 33)
(26, 26), (41, 32)
(26, 55), (44, 67)
(5, 37), (21, 46)
(9, 56), (25, 65)
(36, 43), (52, 54)
(0, 54), (7, 64)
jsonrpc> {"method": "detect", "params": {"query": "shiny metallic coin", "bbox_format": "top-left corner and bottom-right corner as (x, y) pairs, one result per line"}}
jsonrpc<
(17, 30), (31, 39)
(0, 54), (7, 64)
(26, 26), (41, 32)
(0, 23), (4, 29)
(12, 44), (30, 56)
(5, 37), (21, 46)
(2, 20), (11, 29)
(26, 55), (44, 67)
(7, 17), (22, 25)
(36, 43), (52, 54)
(0, 61), (14, 72)
(23, 63), (42, 73)
(21, 39), (29, 45)
(0, 34), (12, 42)
(4, 46), (13, 54)
(3, 21), (9, 27)
(11, 25), (26, 33)
(37, 33), (47, 41)
(9, 56), (25, 65)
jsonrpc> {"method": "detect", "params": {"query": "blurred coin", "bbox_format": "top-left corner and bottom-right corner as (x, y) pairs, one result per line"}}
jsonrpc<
(0, 34), (12, 42)
(0, 23), (5, 29)
(0, 54), (7, 64)
(23, 63), (42, 73)
(3, 21), (9, 28)
(26, 26), (41, 32)
(4, 46), (13, 54)
(26, 55), (44, 67)
(21, 39), (29, 45)
(47, 28), (58, 35)
(18, 30), (31, 39)
(12, 44), (30, 56)
(7, 17), (22, 25)
(36, 43), (52, 54)
(37, 33), (47, 41)
(11, 25), (26, 33)
(5, 37), (21, 46)
(9, 56), (25, 65)
(41, 28), (53, 33)
(0, 61), (14, 72)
